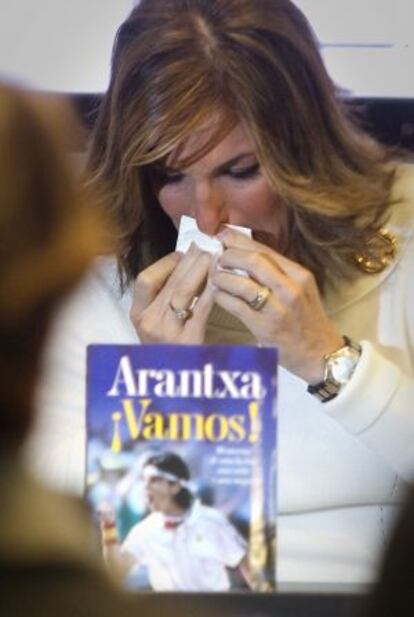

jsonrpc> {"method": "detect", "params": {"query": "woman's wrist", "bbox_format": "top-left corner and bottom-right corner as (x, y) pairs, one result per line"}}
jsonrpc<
(297, 334), (345, 385)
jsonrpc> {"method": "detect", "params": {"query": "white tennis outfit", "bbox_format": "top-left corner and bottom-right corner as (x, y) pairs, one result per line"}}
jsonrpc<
(121, 500), (246, 590)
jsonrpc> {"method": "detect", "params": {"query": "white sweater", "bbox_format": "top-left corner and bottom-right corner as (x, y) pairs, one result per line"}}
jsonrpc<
(26, 165), (414, 585)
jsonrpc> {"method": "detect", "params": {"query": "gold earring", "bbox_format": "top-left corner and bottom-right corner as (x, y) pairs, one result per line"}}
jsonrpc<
(355, 228), (397, 274)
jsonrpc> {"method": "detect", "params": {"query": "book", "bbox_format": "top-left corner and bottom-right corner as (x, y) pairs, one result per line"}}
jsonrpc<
(85, 343), (277, 592)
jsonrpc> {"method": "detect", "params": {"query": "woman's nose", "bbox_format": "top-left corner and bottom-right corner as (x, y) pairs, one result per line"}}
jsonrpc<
(193, 181), (228, 236)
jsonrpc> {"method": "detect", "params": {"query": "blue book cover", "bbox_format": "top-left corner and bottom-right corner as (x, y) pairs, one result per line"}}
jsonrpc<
(86, 343), (277, 592)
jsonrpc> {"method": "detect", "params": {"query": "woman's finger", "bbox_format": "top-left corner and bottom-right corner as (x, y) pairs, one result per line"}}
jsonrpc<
(211, 268), (270, 306)
(132, 245), (215, 343)
(218, 247), (284, 281)
(179, 278), (217, 342)
(218, 227), (275, 255)
(132, 244), (209, 313)
(219, 229), (315, 288)
(169, 249), (213, 314)
(131, 252), (182, 314)
(214, 283), (283, 325)
(215, 248), (303, 308)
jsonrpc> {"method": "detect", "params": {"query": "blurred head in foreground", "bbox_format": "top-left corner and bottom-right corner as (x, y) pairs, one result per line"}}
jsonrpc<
(367, 485), (414, 617)
(0, 84), (110, 452)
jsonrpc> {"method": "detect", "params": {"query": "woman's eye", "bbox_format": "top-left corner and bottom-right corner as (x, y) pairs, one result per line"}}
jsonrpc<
(227, 163), (260, 180)
(151, 166), (184, 185)
(163, 171), (185, 184)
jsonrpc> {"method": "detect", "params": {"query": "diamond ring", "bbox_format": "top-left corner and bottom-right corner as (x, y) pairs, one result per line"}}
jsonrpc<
(248, 285), (271, 311)
(169, 301), (193, 322)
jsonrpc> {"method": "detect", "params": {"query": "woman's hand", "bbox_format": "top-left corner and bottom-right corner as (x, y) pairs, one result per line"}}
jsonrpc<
(212, 228), (343, 384)
(130, 243), (216, 344)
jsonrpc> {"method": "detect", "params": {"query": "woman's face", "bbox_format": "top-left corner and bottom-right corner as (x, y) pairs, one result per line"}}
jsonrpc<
(155, 116), (286, 248)
(144, 473), (179, 514)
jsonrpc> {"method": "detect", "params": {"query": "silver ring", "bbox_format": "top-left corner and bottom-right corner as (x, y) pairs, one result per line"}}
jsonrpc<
(248, 285), (271, 311)
(169, 301), (193, 322)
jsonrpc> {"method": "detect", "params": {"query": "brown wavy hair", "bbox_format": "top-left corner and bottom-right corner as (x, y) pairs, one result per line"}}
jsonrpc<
(87, 0), (396, 292)
(0, 84), (111, 446)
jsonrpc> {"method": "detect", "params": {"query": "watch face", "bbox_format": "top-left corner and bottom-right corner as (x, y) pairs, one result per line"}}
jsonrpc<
(330, 355), (357, 384)
(328, 347), (360, 385)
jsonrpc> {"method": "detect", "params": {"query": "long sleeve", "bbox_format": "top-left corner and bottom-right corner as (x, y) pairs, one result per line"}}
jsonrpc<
(324, 340), (414, 481)
(321, 165), (414, 482)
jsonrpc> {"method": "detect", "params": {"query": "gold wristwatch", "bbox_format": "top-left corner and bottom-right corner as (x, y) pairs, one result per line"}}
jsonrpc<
(307, 336), (362, 402)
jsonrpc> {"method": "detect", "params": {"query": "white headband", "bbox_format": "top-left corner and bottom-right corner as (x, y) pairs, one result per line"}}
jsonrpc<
(143, 464), (190, 489)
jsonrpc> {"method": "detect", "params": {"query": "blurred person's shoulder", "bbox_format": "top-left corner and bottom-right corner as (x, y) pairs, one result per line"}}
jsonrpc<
(0, 465), (139, 617)
(45, 255), (136, 345)
(367, 485), (414, 617)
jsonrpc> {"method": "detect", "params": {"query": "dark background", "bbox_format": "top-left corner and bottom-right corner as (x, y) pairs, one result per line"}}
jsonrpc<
(71, 94), (414, 151)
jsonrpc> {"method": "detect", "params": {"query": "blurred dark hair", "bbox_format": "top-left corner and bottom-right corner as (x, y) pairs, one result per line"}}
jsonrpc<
(0, 84), (111, 450)
(367, 486), (414, 617)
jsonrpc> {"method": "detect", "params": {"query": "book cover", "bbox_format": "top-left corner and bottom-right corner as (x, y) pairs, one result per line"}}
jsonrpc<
(85, 343), (277, 592)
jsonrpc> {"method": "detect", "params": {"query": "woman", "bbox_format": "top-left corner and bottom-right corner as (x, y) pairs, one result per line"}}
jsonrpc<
(29, 0), (414, 585)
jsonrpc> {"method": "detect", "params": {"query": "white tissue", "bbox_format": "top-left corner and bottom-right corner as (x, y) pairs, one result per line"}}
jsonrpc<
(175, 215), (251, 254)
(175, 215), (252, 276)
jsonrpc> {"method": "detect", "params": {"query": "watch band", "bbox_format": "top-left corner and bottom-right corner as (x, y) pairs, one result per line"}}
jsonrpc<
(307, 336), (362, 403)
(307, 379), (343, 402)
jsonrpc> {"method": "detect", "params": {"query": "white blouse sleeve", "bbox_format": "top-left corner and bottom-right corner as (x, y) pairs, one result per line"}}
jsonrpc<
(323, 340), (414, 481)
(323, 184), (414, 482)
